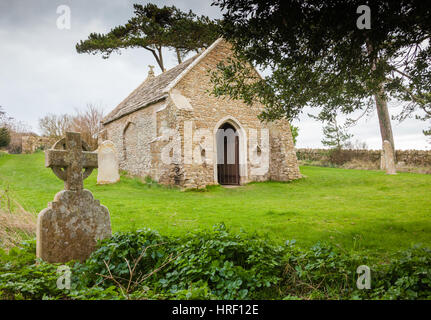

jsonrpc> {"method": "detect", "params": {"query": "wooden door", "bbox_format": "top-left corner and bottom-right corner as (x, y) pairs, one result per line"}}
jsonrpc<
(217, 124), (240, 185)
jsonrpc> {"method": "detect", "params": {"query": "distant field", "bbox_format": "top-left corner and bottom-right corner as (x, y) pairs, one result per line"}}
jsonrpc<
(1, 152), (430, 258)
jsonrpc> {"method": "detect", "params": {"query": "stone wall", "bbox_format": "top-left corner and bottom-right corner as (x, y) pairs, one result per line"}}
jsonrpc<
(268, 121), (302, 181)
(296, 148), (431, 167)
(21, 135), (56, 154)
(395, 150), (431, 167)
(103, 101), (161, 177)
(172, 40), (301, 187)
(103, 40), (301, 188)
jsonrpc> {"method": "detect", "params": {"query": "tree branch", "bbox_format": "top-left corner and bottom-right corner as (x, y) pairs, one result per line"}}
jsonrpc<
(143, 46), (164, 72)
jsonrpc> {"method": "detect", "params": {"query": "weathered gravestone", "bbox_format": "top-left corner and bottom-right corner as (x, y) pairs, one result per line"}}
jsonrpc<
(36, 132), (111, 263)
(97, 140), (120, 185)
(383, 140), (397, 175)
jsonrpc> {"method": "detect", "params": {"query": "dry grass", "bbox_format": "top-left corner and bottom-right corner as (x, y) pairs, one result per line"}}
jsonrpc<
(395, 164), (431, 175)
(301, 158), (431, 174)
(341, 159), (380, 170)
(0, 188), (36, 250)
(341, 159), (431, 174)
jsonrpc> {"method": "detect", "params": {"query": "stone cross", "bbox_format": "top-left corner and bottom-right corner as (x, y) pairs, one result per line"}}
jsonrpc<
(37, 132), (111, 263)
(148, 65), (155, 78)
(45, 132), (98, 191)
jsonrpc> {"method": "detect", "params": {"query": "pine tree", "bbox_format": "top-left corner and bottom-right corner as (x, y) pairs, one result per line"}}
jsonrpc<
(76, 3), (219, 72)
(290, 124), (299, 146)
(321, 116), (353, 150)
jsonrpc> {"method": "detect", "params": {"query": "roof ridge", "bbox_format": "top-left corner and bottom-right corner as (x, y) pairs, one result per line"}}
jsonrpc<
(163, 38), (223, 93)
(103, 76), (151, 123)
(103, 38), (224, 125)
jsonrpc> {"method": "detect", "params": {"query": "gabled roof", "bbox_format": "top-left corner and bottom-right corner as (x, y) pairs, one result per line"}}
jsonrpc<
(103, 56), (198, 124)
(103, 38), (224, 125)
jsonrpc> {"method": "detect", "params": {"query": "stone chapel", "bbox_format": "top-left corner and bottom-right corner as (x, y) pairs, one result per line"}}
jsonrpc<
(101, 38), (301, 189)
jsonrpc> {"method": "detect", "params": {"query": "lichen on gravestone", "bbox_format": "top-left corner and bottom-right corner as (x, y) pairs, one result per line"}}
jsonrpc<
(36, 132), (111, 263)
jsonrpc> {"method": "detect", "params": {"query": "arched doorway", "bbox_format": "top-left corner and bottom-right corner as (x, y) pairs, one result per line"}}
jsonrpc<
(122, 122), (137, 161)
(216, 122), (240, 185)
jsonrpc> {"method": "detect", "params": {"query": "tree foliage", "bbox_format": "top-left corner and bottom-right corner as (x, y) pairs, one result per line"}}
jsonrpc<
(69, 104), (104, 150)
(290, 124), (299, 146)
(0, 106), (13, 128)
(0, 107), (31, 153)
(321, 116), (353, 149)
(76, 3), (220, 71)
(0, 127), (11, 148)
(38, 113), (72, 139)
(38, 104), (104, 150)
(211, 0), (430, 134)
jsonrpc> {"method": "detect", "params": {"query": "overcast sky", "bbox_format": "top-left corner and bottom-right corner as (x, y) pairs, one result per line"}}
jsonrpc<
(0, 0), (429, 150)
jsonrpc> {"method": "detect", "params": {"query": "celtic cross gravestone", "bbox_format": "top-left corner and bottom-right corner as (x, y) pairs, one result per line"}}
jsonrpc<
(36, 132), (111, 263)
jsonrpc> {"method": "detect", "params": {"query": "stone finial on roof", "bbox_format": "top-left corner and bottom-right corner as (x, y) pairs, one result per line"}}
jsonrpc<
(148, 65), (155, 79)
(103, 55), (198, 124)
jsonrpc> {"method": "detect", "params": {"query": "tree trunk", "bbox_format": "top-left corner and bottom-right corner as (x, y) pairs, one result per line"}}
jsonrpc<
(374, 86), (396, 171)
(175, 48), (183, 64)
(157, 46), (164, 72)
(145, 46), (165, 72)
(366, 39), (396, 172)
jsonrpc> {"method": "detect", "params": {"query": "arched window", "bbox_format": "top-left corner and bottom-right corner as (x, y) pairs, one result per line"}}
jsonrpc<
(122, 122), (137, 161)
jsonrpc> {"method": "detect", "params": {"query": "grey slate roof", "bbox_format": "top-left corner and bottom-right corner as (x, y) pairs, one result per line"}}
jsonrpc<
(103, 54), (199, 124)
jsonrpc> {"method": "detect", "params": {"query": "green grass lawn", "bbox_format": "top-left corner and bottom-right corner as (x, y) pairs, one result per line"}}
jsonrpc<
(1, 151), (430, 257)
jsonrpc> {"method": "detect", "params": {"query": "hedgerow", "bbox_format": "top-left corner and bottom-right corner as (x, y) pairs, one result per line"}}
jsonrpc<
(0, 224), (430, 300)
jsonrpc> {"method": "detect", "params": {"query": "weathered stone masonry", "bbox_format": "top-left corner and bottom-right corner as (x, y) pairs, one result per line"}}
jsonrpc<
(102, 39), (301, 189)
